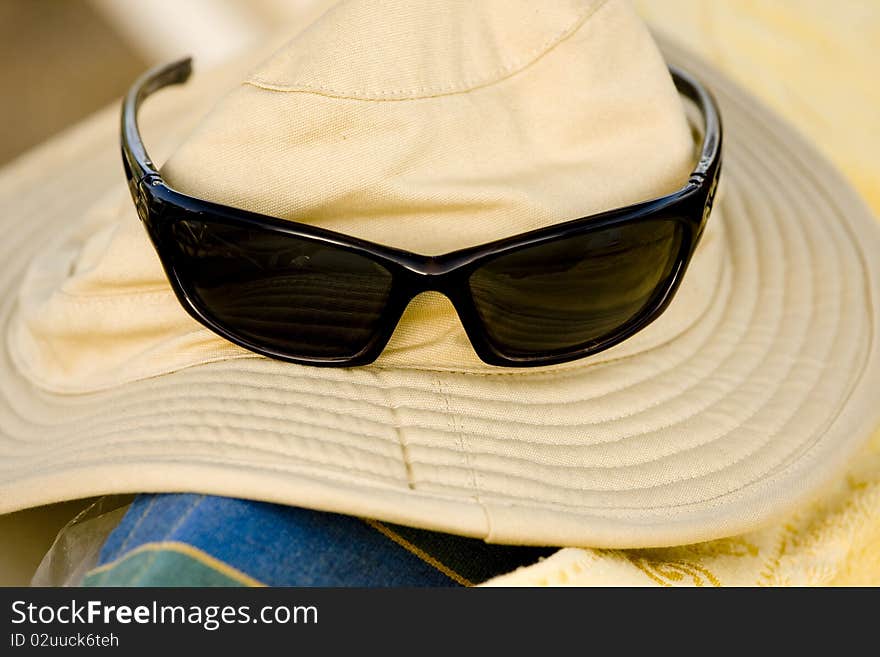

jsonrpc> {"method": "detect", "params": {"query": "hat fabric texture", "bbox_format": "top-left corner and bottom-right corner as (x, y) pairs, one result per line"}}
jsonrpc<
(0, 0), (878, 548)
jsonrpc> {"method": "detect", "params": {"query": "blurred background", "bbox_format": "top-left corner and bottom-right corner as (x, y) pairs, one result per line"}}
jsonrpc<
(0, 0), (316, 165)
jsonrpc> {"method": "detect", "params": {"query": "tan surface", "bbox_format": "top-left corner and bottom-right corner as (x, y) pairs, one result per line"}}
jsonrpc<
(0, 0), (145, 166)
(0, 499), (93, 586)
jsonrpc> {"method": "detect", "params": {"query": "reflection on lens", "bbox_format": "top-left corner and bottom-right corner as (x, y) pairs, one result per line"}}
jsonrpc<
(167, 219), (393, 359)
(468, 219), (682, 358)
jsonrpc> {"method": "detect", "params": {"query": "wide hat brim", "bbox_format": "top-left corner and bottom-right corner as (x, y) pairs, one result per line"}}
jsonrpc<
(0, 36), (878, 548)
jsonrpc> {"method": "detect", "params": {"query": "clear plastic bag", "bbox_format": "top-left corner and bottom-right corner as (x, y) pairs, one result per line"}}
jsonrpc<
(31, 495), (133, 586)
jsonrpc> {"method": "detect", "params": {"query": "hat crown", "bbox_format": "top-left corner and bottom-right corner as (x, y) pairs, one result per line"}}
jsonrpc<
(161, 0), (694, 255)
(246, 0), (594, 101)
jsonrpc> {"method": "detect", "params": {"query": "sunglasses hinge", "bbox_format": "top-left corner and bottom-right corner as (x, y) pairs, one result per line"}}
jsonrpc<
(138, 173), (163, 189)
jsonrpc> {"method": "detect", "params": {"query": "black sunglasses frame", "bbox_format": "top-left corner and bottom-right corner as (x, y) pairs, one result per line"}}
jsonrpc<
(122, 57), (722, 368)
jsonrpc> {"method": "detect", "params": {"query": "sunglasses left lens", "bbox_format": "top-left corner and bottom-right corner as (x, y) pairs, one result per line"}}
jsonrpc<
(165, 218), (393, 361)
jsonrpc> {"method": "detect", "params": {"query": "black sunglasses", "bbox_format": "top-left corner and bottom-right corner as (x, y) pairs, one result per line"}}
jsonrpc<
(122, 57), (722, 368)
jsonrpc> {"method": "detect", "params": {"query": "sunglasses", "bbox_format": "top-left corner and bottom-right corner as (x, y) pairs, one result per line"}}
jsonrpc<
(122, 57), (722, 368)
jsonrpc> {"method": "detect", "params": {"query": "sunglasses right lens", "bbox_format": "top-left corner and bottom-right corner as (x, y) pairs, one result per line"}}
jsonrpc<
(468, 219), (684, 360)
(166, 218), (394, 361)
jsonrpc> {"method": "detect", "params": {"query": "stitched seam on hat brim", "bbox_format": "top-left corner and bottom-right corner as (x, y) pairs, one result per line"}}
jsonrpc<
(438, 376), (483, 510)
(243, 0), (609, 102)
(4, 435), (859, 518)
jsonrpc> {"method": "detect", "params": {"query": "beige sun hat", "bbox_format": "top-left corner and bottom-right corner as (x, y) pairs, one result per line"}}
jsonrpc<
(1, 0), (878, 549)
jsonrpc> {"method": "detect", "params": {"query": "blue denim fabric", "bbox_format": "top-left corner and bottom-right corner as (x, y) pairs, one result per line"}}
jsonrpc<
(85, 494), (553, 587)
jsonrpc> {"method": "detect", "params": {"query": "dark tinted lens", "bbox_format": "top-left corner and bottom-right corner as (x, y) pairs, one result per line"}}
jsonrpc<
(167, 219), (393, 360)
(468, 219), (683, 358)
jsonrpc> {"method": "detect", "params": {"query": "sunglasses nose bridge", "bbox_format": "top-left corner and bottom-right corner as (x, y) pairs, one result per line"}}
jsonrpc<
(402, 265), (443, 296)
(400, 254), (474, 294)
(396, 253), (438, 275)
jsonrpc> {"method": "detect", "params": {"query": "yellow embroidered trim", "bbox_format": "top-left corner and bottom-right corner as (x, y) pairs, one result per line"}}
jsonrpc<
(363, 519), (474, 587)
(85, 541), (266, 587)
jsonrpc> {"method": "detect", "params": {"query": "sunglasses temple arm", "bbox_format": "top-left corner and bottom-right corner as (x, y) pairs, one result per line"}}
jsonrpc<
(669, 66), (721, 176)
(668, 65), (723, 232)
(121, 57), (193, 185)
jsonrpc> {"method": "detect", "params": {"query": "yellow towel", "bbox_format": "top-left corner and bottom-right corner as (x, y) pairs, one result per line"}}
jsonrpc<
(485, 0), (880, 586)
